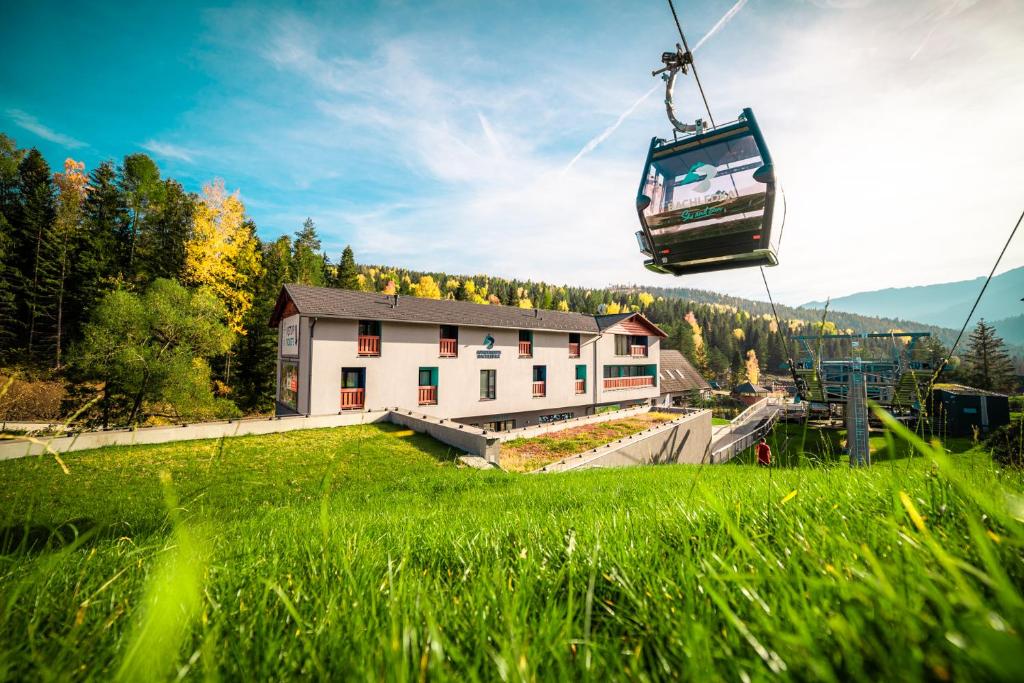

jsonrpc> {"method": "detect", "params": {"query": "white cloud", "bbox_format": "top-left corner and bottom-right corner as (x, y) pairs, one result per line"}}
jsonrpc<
(198, 1), (1023, 306)
(141, 139), (196, 162)
(5, 109), (86, 148)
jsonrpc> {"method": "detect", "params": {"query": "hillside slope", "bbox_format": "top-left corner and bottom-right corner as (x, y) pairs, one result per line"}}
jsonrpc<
(801, 266), (1024, 329)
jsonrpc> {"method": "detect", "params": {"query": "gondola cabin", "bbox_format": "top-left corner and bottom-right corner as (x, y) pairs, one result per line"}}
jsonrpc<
(635, 108), (783, 276)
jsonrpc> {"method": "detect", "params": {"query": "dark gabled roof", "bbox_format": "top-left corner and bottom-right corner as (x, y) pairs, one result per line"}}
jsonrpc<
(733, 381), (768, 394)
(595, 313), (633, 331)
(270, 284), (602, 333)
(659, 350), (711, 393)
(933, 383), (1009, 398)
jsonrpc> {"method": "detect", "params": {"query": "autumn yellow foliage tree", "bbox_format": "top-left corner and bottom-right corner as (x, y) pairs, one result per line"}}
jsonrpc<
(411, 275), (441, 299)
(184, 180), (260, 335)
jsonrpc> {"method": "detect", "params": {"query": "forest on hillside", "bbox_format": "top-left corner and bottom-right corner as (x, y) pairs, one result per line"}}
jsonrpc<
(1, 132), (1018, 425)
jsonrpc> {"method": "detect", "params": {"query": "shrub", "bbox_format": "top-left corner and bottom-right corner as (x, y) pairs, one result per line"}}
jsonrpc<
(987, 420), (1023, 467)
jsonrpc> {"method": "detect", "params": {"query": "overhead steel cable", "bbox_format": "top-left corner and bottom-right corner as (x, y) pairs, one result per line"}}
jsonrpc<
(666, 0), (716, 127)
(927, 207), (1023, 392)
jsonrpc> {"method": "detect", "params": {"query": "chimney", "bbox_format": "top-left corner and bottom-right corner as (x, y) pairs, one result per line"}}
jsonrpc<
(393, 293), (400, 308)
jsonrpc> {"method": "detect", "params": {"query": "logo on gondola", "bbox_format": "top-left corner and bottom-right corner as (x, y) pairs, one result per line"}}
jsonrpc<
(680, 162), (718, 193)
(681, 206), (725, 222)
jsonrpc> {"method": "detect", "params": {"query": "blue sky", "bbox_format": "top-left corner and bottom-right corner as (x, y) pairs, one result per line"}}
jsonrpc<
(3, 0), (1022, 304)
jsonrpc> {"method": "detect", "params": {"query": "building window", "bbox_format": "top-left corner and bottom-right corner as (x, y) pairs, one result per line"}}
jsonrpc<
(481, 419), (516, 432)
(357, 320), (381, 356)
(340, 367), (366, 409)
(575, 364), (586, 394)
(480, 369), (496, 400)
(439, 325), (458, 357)
(615, 334), (629, 356)
(418, 367), (438, 405)
(569, 332), (581, 357)
(532, 365), (546, 398)
(519, 330), (533, 357)
(280, 361), (299, 410)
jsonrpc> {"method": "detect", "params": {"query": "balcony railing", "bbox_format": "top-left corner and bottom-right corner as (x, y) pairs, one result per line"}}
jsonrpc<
(340, 388), (365, 409)
(519, 341), (532, 357)
(418, 385), (438, 405)
(357, 335), (380, 356)
(575, 379), (586, 394)
(630, 345), (648, 358)
(568, 342), (580, 357)
(439, 338), (457, 357)
(603, 376), (655, 391)
(532, 381), (546, 398)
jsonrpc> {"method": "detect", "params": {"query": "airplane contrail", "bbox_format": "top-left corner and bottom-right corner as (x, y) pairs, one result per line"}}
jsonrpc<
(693, 0), (748, 52)
(562, 0), (748, 174)
(562, 83), (661, 174)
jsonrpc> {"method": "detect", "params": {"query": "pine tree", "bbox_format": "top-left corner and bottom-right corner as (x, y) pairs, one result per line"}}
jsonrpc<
(138, 179), (193, 282)
(292, 218), (326, 286)
(118, 153), (164, 278)
(234, 236), (291, 410)
(75, 161), (126, 326)
(963, 319), (1016, 393)
(0, 213), (18, 356)
(0, 135), (25, 355)
(334, 245), (359, 289)
(51, 158), (88, 368)
(15, 149), (59, 362)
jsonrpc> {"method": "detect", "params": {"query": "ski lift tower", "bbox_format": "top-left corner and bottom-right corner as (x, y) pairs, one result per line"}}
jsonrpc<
(790, 332), (933, 466)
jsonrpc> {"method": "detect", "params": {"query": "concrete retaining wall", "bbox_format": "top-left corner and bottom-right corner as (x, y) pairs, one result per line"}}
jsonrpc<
(535, 410), (712, 473)
(386, 410), (499, 463)
(0, 411), (392, 461)
(0, 408), (500, 463)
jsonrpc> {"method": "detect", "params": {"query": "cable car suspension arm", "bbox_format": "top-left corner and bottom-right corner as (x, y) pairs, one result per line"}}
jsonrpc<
(654, 46), (701, 134)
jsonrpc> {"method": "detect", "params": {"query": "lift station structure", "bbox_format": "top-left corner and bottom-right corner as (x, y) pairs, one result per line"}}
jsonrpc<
(791, 332), (933, 466)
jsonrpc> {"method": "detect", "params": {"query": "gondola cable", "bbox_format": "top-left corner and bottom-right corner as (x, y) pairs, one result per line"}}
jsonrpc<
(926, 207), (1023, 394)
(666, 0), (716, 127)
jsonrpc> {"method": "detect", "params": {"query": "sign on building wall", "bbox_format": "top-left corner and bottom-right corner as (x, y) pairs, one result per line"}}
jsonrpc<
(476, 332), (501, 359)
(282, 315), (300, 357)
(280, 361), (299, 410)
(539, 412), (574, 424)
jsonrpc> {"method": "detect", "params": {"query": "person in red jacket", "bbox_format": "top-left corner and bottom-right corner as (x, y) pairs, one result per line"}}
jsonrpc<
(756, 437), (772, 467)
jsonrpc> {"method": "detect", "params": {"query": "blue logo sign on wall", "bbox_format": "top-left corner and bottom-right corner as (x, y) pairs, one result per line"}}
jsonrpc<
(477, 333), (500, 359)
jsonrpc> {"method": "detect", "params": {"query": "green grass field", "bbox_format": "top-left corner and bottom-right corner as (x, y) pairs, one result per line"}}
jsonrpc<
(1, 420), (1023, 681)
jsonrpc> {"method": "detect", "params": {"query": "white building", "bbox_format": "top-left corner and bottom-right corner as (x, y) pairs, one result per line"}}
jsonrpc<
(270, 285), (667, 431)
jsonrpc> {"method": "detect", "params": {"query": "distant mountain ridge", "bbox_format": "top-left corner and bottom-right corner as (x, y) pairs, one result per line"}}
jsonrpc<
(609, 284), (961, 347)
(801, 267), (1024, 331)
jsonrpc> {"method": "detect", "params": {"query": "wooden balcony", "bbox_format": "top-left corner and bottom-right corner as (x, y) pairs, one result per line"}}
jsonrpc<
(357, 335), (380, 356)
(340, 388), (365, 410)
(532, 381), (546, 398)
(439, 338), (458, 357)
(568, 342), (580, 357)
(519, 341), (532, 357)
(629, 345), (648, 358)
(603, 376), (654, 391)
(418, 385), (438, 405)
(575, 379), (586, 394)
